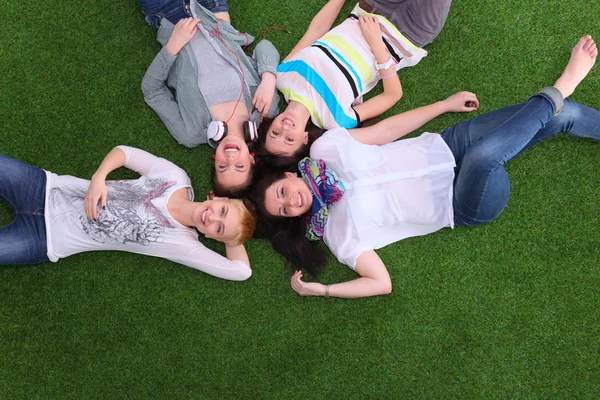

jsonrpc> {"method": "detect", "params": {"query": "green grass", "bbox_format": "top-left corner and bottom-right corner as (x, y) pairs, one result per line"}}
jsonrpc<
(1, 0), (600, 398)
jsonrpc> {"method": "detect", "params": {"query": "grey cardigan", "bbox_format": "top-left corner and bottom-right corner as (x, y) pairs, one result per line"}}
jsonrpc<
(141, 2), (281, 148)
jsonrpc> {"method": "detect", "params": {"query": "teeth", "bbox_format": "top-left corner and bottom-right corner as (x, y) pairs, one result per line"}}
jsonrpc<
(282, 117), (294, 127)
(224, 148), (239, 153)
(201, 210), (207, 224)
(298, 193), (302, 207)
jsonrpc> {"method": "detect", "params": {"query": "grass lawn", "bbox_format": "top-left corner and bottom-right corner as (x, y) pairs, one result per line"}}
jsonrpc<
(1, 0), (599, 398)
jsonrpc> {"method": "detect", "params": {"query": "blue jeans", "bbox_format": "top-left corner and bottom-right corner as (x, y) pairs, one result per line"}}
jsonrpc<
(441, 95), (600, 226)
(139, 0), (229, 31)
(0, 154), (49, 265)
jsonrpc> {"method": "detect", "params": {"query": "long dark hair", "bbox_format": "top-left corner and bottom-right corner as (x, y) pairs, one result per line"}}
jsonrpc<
(253, 118), (325, 168)
(247, 167), (326, 277)
(211, 163), (255, 198)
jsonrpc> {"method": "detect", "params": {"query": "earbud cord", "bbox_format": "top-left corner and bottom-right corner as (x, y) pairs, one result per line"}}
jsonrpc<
(211, 18), (249, 127)
(210, 21), (290, 127)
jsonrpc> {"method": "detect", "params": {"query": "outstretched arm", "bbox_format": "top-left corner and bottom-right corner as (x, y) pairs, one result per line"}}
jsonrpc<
(349, 91), (479, 146)
(290, 250), (392, 298)
(283, 0), (347, 62)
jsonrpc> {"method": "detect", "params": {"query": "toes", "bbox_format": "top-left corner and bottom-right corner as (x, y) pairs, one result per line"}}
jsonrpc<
(583, 37), (595, 51)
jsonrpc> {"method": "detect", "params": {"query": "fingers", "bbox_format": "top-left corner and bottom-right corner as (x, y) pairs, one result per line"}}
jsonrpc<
(465, 92), (479, 109)
(91, 194), (98, 221)
(290, 270), (304, 294)
(176, 17), (200, 34)
(252, 93), (271, 116)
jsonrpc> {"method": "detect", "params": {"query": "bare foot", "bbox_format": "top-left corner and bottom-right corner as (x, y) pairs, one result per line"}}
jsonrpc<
(554, 35), (598, 98)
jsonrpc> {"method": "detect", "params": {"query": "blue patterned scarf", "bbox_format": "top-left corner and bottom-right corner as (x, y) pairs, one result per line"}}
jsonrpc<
(298, 157), (345, 241)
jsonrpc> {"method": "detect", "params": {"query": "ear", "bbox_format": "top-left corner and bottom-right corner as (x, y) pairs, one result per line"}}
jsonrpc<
(250, 153), (256, 165)
(284, 171), (296, 178)
(303, 131), (309, 145)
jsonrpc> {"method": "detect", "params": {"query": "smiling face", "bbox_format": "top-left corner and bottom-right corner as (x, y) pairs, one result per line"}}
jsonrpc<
(264, 110), (309, 157)
(214, 135), (255, 190)
(264, 173), (313, 217)
(192, 199), (241, 243)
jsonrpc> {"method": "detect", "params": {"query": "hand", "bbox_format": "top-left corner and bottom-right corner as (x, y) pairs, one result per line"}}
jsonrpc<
(252, 72), (277, 117)
(290, 270), (326, 296)
(165, 18), (201, 56)
(442, 91), (479, 113)
(85, 176), (108, 221)
(359, 15), (383, 52)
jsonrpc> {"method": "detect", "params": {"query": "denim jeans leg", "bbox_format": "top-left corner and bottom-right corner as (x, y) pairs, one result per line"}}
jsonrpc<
(0, 154), (48, 265)
(196, 0), (229, 14)
(445, 95), (556, 226)
(139, 0), (191, 31)
(518, 98), (600, 152)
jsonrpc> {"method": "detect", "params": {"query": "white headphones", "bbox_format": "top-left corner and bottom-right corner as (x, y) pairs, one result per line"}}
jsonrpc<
(207, 121), (258, 148)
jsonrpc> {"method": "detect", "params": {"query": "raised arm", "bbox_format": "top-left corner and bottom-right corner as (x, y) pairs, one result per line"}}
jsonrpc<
(177, 244), (253, 281)
(85, 147), (126, 221)
(85, 146), (165, 221)
(290, 250), (392, 298)
(251, 40), (281, 117)
(283, 0), (347, 62)
(352, 16), (403, 122)
(350, 91), (480, 146)
(142, 18), (206, 148)
(225, 244), (251, 267)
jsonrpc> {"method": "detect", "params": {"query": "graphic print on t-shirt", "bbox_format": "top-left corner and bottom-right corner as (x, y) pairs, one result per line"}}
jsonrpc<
(49, 178), (177, 246)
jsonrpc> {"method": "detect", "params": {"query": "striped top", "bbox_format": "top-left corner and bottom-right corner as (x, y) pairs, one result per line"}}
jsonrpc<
(276, 3), (428, 130)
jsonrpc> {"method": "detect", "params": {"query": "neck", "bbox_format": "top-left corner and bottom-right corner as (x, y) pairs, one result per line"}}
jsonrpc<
(169, 194), (202, 227)
(287, 100), (312, 127)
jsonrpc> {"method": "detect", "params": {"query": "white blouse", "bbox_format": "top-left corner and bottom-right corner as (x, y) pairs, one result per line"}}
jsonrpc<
(310, 128), (456, 269)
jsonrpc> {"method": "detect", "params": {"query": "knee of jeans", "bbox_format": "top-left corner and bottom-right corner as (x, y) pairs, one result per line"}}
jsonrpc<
(552, 99), (580, 128)
(461, 142), (504, 173)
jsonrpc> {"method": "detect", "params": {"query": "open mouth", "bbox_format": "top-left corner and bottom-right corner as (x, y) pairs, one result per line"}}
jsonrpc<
(282, 117), (295, 127)
(201, 209), (208, 224)
(297, 193), (304, 208)
(224, 143), (240, 153)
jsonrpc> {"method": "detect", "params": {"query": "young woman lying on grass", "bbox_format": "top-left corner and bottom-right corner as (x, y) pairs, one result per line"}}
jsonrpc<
(0, 146), (255, 281)
(255, 0), (452, 159)
(250, 35), (598, 298)
(139, 0), (281, 197)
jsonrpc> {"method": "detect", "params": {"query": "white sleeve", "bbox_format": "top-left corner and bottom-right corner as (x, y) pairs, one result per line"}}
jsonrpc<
(171, 243), (253, 281)
(116, 145), (177, 177)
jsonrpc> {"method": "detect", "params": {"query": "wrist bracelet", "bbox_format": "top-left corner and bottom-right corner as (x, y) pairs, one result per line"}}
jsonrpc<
(325, 285), (331, 299)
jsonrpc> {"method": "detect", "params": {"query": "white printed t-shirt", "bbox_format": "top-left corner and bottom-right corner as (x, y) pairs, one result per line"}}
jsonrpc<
(310, 129), (455, 269)
(43, 146), (251, 281)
